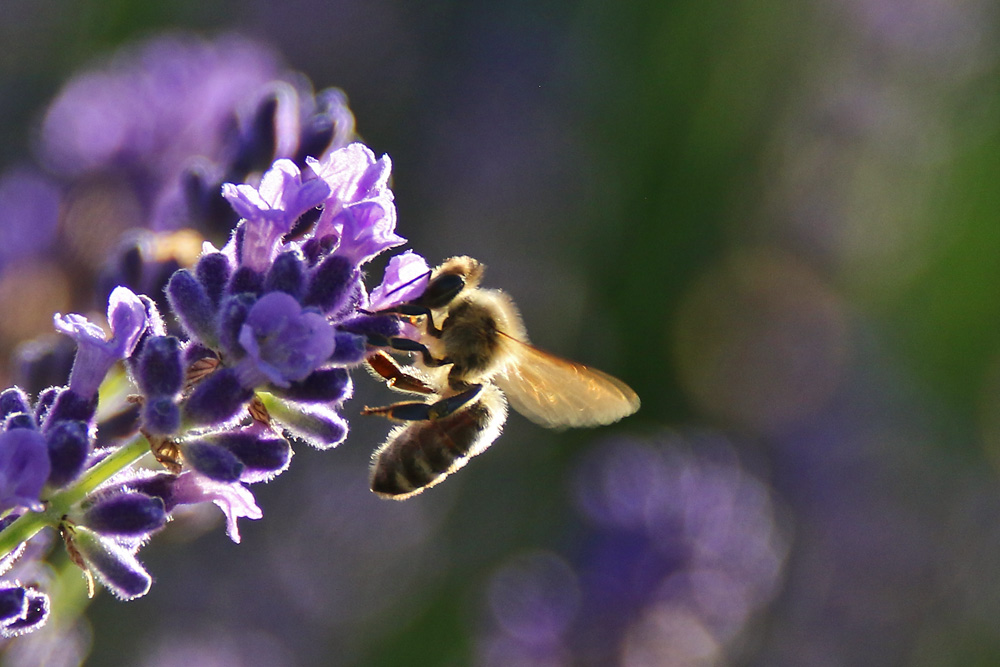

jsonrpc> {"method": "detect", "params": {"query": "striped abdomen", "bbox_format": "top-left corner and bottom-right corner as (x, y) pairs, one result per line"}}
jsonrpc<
(369, 386), (507, 500)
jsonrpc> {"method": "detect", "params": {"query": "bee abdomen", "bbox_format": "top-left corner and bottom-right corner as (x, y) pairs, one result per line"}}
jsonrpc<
(370, 390), (506, 500)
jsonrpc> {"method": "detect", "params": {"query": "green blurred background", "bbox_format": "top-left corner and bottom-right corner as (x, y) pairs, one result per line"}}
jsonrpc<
(1, 0), (999, 665)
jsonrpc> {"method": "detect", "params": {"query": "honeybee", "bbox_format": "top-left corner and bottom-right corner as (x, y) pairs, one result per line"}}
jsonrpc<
(362, 256), (640, 500)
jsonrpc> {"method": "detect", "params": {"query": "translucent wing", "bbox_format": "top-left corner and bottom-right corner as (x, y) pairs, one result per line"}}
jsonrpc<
(494, 333), (640, 429)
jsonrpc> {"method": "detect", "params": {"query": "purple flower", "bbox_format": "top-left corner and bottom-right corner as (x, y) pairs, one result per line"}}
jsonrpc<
(234, 292), (335, 388)
(53, 286), (148, 399)
(40, 34), (282, 182)
(479, 434), (789, 666)
(171, 472), (262, 543)
(0, 430), (51, 513)
(307, 143), (404, 265)
(368, 251), (430, 312)
(0, 169), (61, 273)
(221, 160), (330, 273)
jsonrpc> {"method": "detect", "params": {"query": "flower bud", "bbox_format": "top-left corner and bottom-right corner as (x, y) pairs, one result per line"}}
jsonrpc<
(269, 400), (347, 450)
(135, 336), (183, 397)
(208, 428), (292, 483)
(32, 386), (59, 424)
(195, 252), (232, 306)
(166, 269), (217, 347)
(142, 397), (181, 436)
(41, 388), (97, 429)
(44, 419), (89, 488)
(4, 413), (35, 431)
(0, 587), (26, 623)
(304, 254), (356, 313)
(181, 441), (245, 483)
(264, 250), (306, 299)
(329, 331), (368, 365)
(0, 388), (31, 422)
(340, 313), (402, 343)
(268, 367), (351, 404)
(228, 266), (264, 295)
(183, 368), (253, 427)
(82, 492), (167, 537)
(126, 472), (179, 512)
(0, 429), (51, 512)
(73, 526), (152, 600)
(0, 589), (48, 638)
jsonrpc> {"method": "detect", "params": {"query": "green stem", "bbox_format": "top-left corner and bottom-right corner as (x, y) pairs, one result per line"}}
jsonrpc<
(0, 434), (150, 558)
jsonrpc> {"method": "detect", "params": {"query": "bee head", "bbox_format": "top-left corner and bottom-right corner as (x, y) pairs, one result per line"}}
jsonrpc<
(436, 256), (484, 288)
(417, 256), (484, 308)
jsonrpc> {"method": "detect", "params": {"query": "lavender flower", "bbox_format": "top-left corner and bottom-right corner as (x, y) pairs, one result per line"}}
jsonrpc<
(0, 30), (446, 643)
(0, 136), (416, 632)
(307, 144), (404, 265)
(234, 292), (335, 388)
(80, 492), (167, 538)
(53, 286), (148, 401)
(221, 159), (330, 273)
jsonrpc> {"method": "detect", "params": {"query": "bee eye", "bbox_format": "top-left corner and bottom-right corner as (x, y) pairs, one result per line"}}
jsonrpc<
(419, 273), (465, 308)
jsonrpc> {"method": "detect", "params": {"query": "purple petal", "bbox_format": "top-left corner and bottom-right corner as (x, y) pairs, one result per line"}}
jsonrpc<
(307, 143), (390, 210)
(330, 199), (404, 266)
(52, 314), (105, 345)
(171, 472), (262, 543)
(368, 251), (430, 311)
(222, 160), (330, 273)
(235, 292), (335, 388)
(307, 144), (402, 265)
(107, 286), (148, 356)
(54, 287), (148, 398)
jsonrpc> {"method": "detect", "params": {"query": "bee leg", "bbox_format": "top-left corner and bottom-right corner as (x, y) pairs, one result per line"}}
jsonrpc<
(386, 305), (443, 337)
(386, 337), (451, 368)
(362, 384), (483, 421)
(367, 351), (436, 395)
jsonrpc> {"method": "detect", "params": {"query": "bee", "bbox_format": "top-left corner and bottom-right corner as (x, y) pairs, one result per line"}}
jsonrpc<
(362, 256), (640, 500)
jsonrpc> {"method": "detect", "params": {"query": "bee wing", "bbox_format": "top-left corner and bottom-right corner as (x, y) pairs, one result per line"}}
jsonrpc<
(494, 333), (640, 429)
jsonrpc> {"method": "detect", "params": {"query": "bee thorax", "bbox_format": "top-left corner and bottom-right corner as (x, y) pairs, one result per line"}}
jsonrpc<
(439, 299), (502, 378)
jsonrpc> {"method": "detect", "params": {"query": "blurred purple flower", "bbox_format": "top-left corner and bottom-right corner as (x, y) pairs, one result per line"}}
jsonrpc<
(0, 169), (61, 272)
(480, 433), (789, 666)
(53, 286), (148, 399)
(0, 429), (50, 513)
(234, 292), (335, 389)
(222, 160), (330, 273)
(40, 34), (282, 182)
